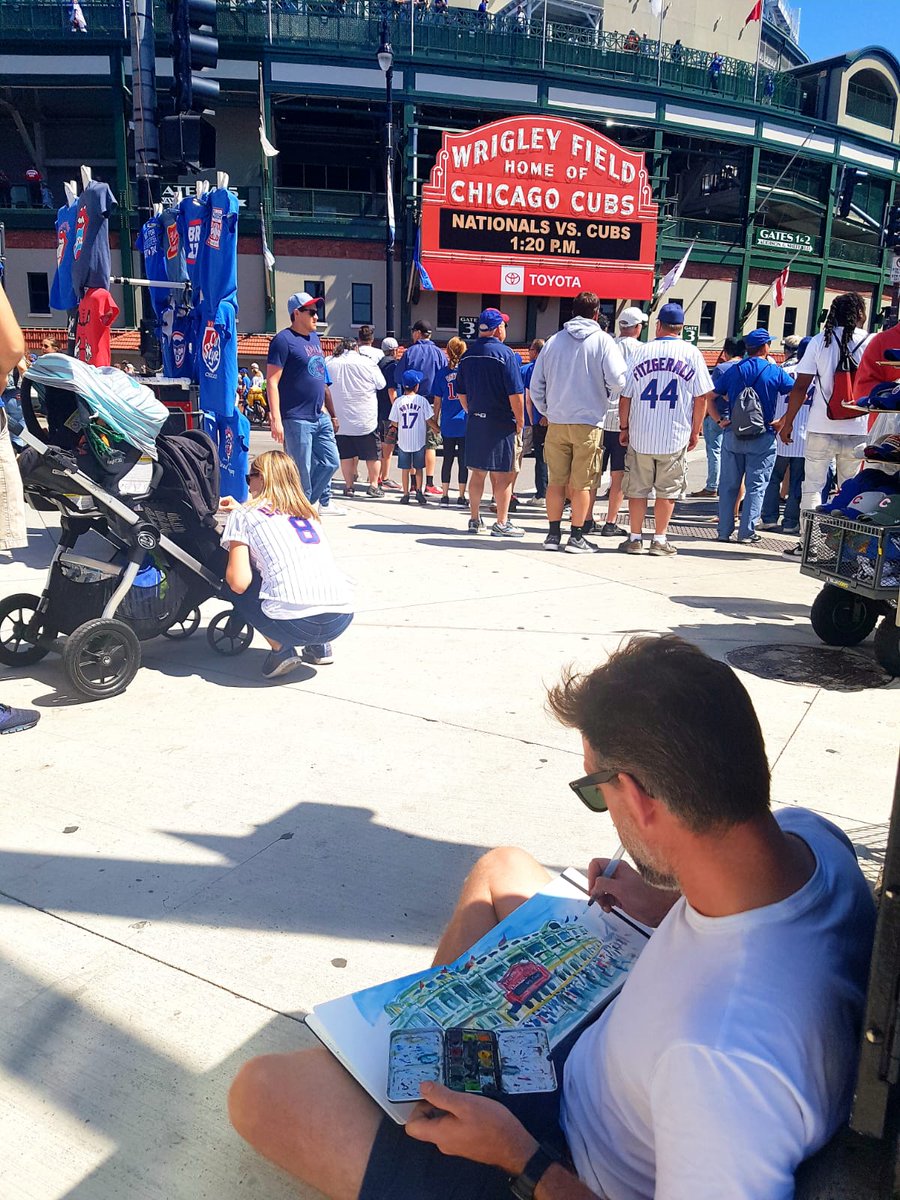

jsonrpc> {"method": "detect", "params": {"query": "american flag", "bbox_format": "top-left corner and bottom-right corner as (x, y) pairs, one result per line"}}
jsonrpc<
(772, 265), (790, 308)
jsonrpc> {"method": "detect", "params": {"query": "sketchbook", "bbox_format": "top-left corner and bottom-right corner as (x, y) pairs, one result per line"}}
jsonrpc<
(306, 868), (651, 1123)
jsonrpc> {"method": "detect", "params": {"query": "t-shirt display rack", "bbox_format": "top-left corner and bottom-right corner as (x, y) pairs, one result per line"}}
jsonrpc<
(49, 167), (249, 500)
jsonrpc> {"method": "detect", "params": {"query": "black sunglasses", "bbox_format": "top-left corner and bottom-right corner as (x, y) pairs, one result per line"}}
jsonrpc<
(245, 468), (261, 484)
(568, 768), (621, 813)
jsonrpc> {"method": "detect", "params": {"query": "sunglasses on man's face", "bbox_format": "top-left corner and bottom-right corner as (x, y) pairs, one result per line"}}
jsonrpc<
(568, 767), (622, 813)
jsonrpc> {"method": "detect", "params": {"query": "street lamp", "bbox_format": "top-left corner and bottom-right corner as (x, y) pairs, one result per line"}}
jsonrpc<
(377, 20), (395, 337)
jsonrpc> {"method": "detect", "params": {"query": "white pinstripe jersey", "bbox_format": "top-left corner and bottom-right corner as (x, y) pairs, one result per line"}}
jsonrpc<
(221, 505), (352, 618)
(623, 337), (714, 454)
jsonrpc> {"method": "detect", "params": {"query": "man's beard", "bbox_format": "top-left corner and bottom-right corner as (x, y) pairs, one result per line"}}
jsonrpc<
(615, 809), (679, 891)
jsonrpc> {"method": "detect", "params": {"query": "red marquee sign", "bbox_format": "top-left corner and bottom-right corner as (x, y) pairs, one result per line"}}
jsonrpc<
(420, 115), (658, 299)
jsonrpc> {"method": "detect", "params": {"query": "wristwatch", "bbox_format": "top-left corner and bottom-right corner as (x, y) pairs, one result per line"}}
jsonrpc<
(509, 1143), (563, 1199)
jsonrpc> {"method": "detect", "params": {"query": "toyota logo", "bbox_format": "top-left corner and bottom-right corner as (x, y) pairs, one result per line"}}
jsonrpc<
(504, 271), (521, 285)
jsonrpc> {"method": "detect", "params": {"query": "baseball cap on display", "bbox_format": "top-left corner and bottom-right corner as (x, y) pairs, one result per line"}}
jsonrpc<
(619, 306), (648, 327)
(381, 336), (399, 352)
(287, 291), (321, 315)
(745, 329), (773, 349)
(478, 307), (510, 331)
(401, 369), (425, 389)
(868, 495), (900, 526)
(657, 302), (685, 326)
(411, 318), (433, 334)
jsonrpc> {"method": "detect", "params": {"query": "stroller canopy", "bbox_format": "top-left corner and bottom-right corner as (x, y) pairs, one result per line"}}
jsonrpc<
(25, 355), (168, 460)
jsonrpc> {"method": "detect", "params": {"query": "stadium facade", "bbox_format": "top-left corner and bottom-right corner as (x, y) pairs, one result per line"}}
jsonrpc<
(0, 0), (898, 349)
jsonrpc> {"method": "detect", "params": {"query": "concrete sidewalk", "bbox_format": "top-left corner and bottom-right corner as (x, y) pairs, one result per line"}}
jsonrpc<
(1, 448), (898, 1199)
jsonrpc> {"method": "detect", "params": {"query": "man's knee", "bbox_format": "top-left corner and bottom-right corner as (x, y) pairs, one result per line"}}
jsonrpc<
(472, 845), (546, 889)
(228, 1053), (288, 1147)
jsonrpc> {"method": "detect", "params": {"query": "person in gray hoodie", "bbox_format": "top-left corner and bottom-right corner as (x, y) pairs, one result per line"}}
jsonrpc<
(529, 292), (627, 553)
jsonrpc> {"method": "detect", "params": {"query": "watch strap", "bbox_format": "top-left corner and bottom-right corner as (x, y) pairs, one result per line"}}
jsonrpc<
(509, 1143), (563, 1200)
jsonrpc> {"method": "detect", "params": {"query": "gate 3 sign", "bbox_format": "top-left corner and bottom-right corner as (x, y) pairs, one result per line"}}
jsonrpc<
(420, 115), (658, 298)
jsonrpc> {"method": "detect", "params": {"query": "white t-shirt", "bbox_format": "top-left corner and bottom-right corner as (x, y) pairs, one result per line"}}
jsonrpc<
(389, 393), (433, 453)
(604, 336), (643, 431)
(358, 344), (383, 365)
(623, 337), (714, 454)
(221, 505), (352, 618)
(561, 808), (875, 1200)
(796, 326), (871, 438)
(326, 351), (386, 437)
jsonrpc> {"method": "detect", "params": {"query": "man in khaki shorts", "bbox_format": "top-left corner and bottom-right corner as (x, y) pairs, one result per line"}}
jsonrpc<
(618, 302), (714, 557)
(528, 292), (626, 553)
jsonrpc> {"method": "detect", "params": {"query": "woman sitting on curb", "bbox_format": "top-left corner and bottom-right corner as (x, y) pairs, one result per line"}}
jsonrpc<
(220, 451), (353, 679)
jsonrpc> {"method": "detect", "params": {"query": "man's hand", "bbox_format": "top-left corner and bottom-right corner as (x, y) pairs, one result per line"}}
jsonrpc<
(331, 415), (340, 433)
(687, 431), (699, 452)
(539, 416), (548, 427)
(619, 428), (629, 448)
(270, 414), (284, 445)
(587, 858), (680, 928)
(777, 419), (793, 445)
(405, 1082), (537, 1175)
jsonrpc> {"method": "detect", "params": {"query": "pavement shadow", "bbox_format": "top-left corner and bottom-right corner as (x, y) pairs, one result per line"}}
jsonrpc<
(669, 595), (812, 623)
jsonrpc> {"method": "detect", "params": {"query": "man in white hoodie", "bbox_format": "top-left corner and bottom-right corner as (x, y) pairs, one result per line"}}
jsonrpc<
(529, 292), (627, 553)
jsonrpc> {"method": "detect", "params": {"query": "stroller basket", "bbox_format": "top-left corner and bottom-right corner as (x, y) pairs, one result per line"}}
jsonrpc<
(47, 554), (190, 641)
(801, 512), (900, 598)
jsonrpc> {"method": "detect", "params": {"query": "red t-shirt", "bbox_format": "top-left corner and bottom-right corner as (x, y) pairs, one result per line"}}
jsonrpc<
(75, 287), (119, 367)
(855, 324), (900, 401)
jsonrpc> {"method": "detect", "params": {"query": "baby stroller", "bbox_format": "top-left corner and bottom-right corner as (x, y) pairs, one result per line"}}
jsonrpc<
(1, 356), (254, 699)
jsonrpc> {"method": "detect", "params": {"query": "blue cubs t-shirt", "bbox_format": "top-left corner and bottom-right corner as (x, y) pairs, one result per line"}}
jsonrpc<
(50, 201), (79, 312)
(198, 299), (237, 417)
(136, 216), (173, 317)
(160, 304), (198, 380)
(177, 194), (207, 289)
(433, 364), (467, 437)
(714, 357), (796, 428)
(455, 337), (524, 428)
(203, 408), (250, 501)
(267, 327), (329, 420)
(159, 207), (189, 284)
(71, 180), (117, 296)
(198, 186), (239, 314)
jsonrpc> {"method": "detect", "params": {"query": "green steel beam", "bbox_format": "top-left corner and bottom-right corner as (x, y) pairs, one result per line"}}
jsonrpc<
(734, 142), (760, 335)
(814, 161), (841, 331)
(110, 47), (136, 328)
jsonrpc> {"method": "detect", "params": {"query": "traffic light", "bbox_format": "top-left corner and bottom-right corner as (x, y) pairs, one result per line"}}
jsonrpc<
(169, 0), (219, 115)
(837, 167), (859, 219)
(884, 203), (900, 249)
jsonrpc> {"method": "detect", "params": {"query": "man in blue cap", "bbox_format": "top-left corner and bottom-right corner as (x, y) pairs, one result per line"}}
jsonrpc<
(455, 308), (526, 538)
(709, 329), (795, 544)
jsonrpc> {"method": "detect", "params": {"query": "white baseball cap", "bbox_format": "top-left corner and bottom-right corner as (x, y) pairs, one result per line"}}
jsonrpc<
(381, 336), (399, 352)
(619, 306), (648, 327)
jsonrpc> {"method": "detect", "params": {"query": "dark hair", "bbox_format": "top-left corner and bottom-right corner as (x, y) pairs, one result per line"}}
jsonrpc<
(547, 636), (770, 832)
(572, 291), (600, 319)
(723, 337), (744, 358)
(530, 338), (545, 353)
(823, 292), (866, 356)
(358, 325), (374, 343)
(597, 313), (609, 331)
(334, 337), (358, 357)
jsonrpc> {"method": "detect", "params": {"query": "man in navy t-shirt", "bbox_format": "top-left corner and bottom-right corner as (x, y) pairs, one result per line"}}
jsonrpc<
(455, 308), (525, 539)
(710, 328), (795, 544)
(266, 291), (340, 508)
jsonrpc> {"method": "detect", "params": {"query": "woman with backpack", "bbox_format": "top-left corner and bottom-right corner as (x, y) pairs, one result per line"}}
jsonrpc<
(778, 293), (872, 529)
(220, 450), (353, 679)
(708, 329), (796, 544)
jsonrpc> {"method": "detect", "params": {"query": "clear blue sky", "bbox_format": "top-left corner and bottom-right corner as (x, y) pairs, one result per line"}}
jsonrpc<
(799, 1), (899, 63)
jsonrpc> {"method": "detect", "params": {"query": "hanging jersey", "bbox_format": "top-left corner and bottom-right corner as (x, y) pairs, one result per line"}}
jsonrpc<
(161, 305), (197, 379)
(50, 201), (79, 311)
(74, 287), (119, 367)
(198, 298), (237, 418)
(624, 337), (713, 455)
(135, 216), (172, 316)
(177, 194), (207, 289)
(198, 186), (239, 314)
(159, 206), (189, 284)
(203, 408), (250, 502)
(71, 180), (118, 296)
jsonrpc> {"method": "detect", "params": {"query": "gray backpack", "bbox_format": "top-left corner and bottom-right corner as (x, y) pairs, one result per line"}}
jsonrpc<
(732, 363), (770, 439)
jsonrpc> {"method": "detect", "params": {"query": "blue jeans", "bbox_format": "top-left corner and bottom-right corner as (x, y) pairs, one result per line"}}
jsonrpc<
(283, 410), (340, 506)
(761, 455), (804, 529)
(226, 575), (353, 653)
(717, 430), (777, 541)
(702, 415), (723, 490)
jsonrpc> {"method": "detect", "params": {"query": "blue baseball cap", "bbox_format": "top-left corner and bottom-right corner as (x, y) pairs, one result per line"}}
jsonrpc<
(798, 336), (811, 360)
(401, 369), (424, 389)
(745, 329), (773, 349)
(658, 302), (685, 325)
(478, 307), (510, 331)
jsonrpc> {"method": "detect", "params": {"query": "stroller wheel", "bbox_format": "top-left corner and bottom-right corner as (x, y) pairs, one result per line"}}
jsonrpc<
(163, 608), (201, 640)
(207, 609), (254, 656)
(0, 592), (53, 666)
(63, 618), (141, 700)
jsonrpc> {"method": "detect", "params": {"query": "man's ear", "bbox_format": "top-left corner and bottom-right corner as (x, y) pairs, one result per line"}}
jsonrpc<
(617, 772), (658, 832)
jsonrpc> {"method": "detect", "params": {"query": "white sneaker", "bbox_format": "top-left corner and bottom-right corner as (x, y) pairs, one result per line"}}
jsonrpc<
(319, 501), (348, 516)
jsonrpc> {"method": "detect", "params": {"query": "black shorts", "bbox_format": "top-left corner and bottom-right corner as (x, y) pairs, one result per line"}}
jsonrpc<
(336, 431), (379, 461)
(602, 429), (626, 474)
(358, 1029), (579, 1200)
(465, 415), (517, 473)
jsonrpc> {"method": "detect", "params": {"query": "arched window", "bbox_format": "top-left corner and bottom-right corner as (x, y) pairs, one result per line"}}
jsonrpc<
(846, 68), (898, 129)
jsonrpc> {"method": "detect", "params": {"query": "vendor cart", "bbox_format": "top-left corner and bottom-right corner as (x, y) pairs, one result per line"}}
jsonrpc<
(801, 511), (900, 674)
